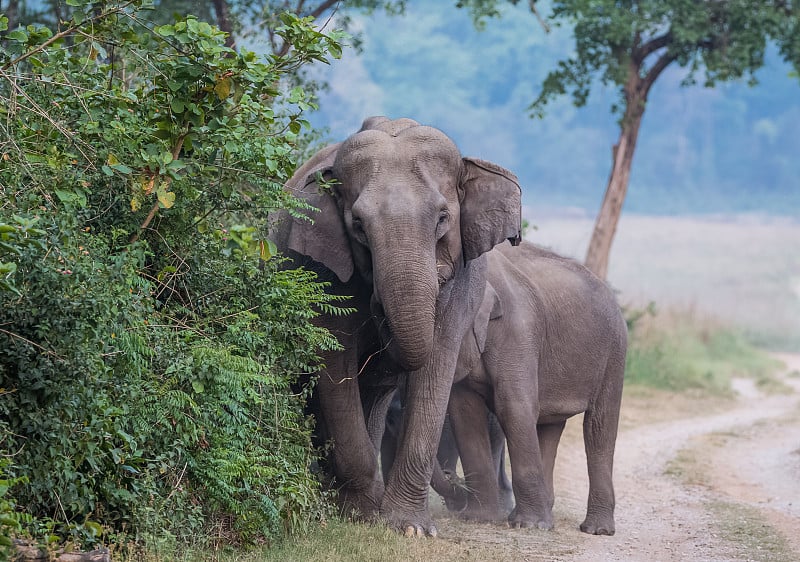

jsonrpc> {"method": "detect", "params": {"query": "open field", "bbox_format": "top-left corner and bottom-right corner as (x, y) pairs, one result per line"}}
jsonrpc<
(526, 211), (800, 350)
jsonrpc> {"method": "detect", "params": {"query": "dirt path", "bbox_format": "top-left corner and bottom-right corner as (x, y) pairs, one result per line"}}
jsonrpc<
(432, 353), (800, 561)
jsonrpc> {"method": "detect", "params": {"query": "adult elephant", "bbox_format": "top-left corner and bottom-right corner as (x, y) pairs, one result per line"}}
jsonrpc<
(447, 241), (626, 534)
(271, 117), (521, 536)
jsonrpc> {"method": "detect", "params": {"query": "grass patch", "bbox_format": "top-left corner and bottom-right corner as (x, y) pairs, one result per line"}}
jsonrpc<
(666, 439), (795, 561)
(708, 500), (795, 562)
(624, 306), (782, 394)
(128, 518), (510, 562)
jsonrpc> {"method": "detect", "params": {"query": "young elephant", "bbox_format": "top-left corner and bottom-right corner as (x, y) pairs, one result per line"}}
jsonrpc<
(448, 241), (626, 534)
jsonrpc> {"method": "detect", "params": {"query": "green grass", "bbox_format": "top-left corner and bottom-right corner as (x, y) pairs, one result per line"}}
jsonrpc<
(128, 518), (507, 562)
(624, 306), (783, 395)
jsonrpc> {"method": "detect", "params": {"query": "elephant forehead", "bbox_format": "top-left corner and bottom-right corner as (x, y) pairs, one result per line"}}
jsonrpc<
(334, 127), (462, 182)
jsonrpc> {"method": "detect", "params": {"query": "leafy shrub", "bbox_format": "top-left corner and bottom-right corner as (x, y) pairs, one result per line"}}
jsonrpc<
(0, 2), (345, 551)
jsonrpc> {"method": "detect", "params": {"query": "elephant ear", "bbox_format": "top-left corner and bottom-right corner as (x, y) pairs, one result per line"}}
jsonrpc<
(285, 146), (354, 283)
(459, 157), (522, 262)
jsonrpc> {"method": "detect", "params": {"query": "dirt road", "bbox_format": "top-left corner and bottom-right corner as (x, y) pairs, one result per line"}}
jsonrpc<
(431, 353), (800, 561)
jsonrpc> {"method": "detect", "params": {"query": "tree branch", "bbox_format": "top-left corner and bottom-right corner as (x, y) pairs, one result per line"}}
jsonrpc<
(632, 30), (673, 66)
(641, 50), (677, 95)
(528, 0), (551, 33)
(307, 0), (341, 20)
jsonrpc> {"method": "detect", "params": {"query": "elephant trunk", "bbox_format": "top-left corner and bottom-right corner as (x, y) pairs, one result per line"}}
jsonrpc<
(372, 254), (437, 372)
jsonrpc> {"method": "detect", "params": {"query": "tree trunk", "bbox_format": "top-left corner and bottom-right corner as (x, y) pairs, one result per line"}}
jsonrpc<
(584, 88), (646, 280)
(4, 0), (19, 31)
(212, 0), (235, 48)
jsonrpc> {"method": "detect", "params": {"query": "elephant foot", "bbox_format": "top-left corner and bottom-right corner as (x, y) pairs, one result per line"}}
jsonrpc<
(336, 481), (384, 521)
(459, 500), (503, 523)
(508, 506), (553, 530)
(438, 484), (469, 513)
(580, 514), (615, 536)
(499, 488), (515, 513)
(380, 507), (438, 538)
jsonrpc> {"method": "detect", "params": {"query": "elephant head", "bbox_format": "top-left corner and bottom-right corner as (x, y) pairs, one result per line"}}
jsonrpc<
(284, 117), (521, 371)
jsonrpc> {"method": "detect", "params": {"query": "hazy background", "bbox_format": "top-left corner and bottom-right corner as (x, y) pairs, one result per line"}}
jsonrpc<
(291, 1), (800, 349)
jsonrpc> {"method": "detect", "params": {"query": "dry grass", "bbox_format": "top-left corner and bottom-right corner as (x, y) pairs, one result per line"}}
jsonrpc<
(526, 212), (800, 351)
(624, 306), (783, 394)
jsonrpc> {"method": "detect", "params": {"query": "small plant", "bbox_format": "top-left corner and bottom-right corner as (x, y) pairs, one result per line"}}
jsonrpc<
(0, 456), (25, 559)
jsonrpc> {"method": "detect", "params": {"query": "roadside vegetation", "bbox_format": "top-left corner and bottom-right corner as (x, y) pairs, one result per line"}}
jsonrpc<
(0, 2), (346, 556)
(624, 305), (783, 395)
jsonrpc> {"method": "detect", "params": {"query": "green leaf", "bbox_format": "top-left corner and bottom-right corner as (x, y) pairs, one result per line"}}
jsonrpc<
(8, 29), (28, 42)
(328, 41), (342, 60)
(111, 163), (132, 174)
(155, 24), (175, 37)
(191, 380), (204, 394)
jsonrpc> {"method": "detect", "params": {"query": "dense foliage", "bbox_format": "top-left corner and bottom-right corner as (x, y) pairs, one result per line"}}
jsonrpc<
(0, 0), (347, 551)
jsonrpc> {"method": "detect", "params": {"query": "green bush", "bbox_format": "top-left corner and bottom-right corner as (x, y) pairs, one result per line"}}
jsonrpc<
(0, 2), (346, 551)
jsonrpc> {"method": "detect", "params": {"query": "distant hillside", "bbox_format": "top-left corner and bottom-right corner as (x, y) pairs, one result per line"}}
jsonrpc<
(307, 1), (800, 216)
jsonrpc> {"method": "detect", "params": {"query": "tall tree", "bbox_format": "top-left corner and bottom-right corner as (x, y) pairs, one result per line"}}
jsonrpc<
(459, 0), (800, 279)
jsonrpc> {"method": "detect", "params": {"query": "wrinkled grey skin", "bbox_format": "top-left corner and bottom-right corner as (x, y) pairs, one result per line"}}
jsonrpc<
(448, 241), (626, 534)
(379, 391), (513, 514)
(271, 117), (521, 535)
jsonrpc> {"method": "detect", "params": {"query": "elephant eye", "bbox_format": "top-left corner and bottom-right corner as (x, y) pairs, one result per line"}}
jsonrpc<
(435, 211), (450, 239)
(351, 217), (368, 244)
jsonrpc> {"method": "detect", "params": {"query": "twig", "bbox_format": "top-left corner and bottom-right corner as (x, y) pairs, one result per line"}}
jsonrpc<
(529, 0), (551, 33)
(128, 132), (188, 244)
(166, 462), (188, 501)
(0, 327), (61, 357)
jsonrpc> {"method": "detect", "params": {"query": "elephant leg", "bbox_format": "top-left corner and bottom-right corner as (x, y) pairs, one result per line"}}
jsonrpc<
(380, 356), (455, 536)
(580, 356), (624, 536)
(379, 259), (487, 537)
(448, 385), (501, 521)
(488, 412), (514, 512)
(366, 387), (398, 455)
(493, 379), (552, 530)
(537, 421), (566, 511)
(380, 393), (402, 484)
(437, 414), (460, 475)
(429, 450), (468, 513)
(428, 410), (468, 512)
(317, 349), (384, 519)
